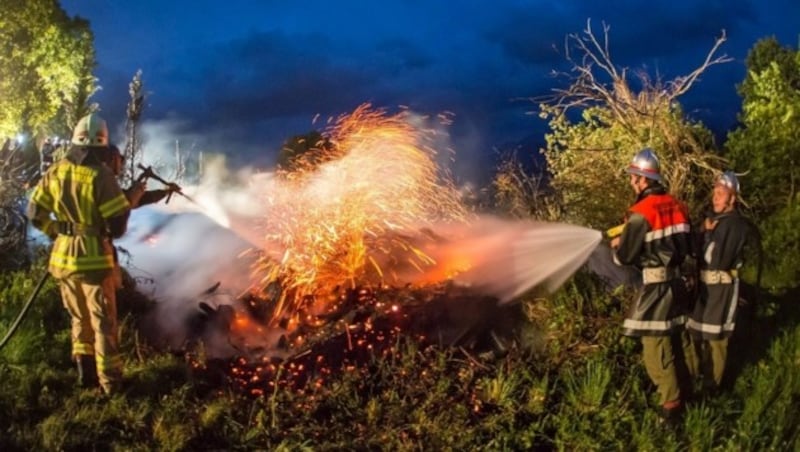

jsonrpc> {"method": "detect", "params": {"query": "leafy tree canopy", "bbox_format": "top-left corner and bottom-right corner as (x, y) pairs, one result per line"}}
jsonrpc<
(726, 39), (800, 215)
(0, 0), (98, 140)
(725, 38), (800, 291)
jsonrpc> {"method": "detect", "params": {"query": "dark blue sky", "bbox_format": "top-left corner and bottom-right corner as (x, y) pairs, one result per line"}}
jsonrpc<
(62, 0), (798, 180)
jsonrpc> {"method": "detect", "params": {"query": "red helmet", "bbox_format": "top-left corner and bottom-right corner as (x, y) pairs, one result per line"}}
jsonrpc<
(626, 148), (662, 181)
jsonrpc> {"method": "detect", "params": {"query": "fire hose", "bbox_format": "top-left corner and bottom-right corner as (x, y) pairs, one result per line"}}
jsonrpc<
(0, 270), (49, 351)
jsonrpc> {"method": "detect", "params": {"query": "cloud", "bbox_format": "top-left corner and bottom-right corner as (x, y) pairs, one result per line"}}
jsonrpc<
(485, 0), (757, 68)
(69, 0), (797, 185)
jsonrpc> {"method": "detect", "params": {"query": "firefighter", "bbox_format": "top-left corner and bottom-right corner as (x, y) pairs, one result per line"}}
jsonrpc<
(27, 113), (131, 395)
(685, 171), (749, 393)
(609, 148), (692, 422)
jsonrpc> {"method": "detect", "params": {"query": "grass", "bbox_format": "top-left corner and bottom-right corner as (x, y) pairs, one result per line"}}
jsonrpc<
(1, 263), (800, 450)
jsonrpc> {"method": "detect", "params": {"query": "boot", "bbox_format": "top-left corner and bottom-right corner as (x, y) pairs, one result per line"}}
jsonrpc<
(658, 399), (684, 426)
(75, 354), (99, 389)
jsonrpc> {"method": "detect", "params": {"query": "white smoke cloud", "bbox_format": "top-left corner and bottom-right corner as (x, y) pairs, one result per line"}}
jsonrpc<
(112, 113), (603, 358)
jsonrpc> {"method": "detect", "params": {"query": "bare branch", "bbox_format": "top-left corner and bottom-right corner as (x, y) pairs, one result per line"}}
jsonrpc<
(668, 30), (733, 98)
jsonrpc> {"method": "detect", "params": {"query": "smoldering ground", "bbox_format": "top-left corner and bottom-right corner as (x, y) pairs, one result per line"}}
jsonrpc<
(113, 110), (603, 360)
(116, 170), (602, 359)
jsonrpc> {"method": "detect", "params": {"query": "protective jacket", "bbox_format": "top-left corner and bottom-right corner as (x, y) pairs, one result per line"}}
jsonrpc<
(27, 146), (131, 280)
(614, 185), (691, 336)
(687, 210), (749, 340)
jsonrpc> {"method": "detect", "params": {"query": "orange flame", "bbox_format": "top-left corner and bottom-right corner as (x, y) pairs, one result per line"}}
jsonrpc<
(251, 104), (468, 323)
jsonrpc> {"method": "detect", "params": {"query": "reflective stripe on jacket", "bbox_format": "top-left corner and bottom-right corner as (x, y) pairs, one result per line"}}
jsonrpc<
(687, 210), (749, 340)
(614, 186), (692, 336)
(29, 155), (130, 277)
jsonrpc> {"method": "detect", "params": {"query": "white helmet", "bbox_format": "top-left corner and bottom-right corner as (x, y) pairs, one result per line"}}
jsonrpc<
(715, 170), (740, 194)
(626, 148), (662, 182)
(71, 113), (109, 147)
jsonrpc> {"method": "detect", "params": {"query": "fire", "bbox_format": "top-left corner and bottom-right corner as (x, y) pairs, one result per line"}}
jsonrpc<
(251, 104), (469, 324)
(182, 107), (602, 399)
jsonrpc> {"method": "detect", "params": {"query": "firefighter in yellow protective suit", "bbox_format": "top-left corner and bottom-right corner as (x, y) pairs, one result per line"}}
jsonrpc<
(27, 113), (132, 394)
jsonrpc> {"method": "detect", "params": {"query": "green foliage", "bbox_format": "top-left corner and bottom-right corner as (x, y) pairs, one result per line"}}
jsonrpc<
(756, 202), (800, 291)
(0, 267), (68, 365)
(728, 325), (800, 449)
(683, 402), (724, 451)
(0, 0), (99, 138)
(2, 261), (800, 448)
(727, 44), (800, 214)
(737, 36), (800, 101)
(543, 104), (719, 227)
(725, 38), (800, 290)
(490, 151), (561, 220)
(539, 25), (726, 228)
(562, 357), (612, 414)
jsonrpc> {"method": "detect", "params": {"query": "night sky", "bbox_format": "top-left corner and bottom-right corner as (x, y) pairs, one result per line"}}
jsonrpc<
(61, 0), (798, 181)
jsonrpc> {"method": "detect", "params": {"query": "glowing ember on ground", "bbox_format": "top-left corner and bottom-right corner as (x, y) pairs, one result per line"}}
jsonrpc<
(192, 284), (474, 398)
(180, 104), (600, 398)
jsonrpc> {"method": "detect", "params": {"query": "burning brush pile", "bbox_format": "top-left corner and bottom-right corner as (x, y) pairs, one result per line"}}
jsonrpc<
(153, 104), (600, 397)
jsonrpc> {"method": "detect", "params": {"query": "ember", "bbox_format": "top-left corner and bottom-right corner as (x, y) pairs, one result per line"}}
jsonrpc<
(125, 104), (600, 398)
(249, 104), (468, 325)
(192, 283), (512, 398)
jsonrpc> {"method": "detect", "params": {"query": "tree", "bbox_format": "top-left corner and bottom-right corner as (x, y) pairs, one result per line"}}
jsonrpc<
(537, 21), (729, 228)
(737, 36), (800, 101)
(0, 0), (98, 139)
(725, 38), (800, 291)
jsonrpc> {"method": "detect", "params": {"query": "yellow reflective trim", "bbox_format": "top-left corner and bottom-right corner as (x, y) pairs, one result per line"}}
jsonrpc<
(31, 185), (54, 210)
(50, 252), (112, 263)
(96, 355), (123, 372)
(47, 178), (63, 215)
(50, 252), (115, 271)
(56, 164), (97, 184)
(72, 342), (94, 355)
(79, 183), (95, 225)
(99, 194), (129, 219)
(53, 238), (68, 257)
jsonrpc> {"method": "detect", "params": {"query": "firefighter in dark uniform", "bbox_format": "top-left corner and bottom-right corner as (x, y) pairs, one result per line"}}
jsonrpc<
(610, 148), (692, 421)
(686, 171), (749, 392)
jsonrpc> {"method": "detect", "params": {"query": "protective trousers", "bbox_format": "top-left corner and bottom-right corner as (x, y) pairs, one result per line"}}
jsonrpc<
(706, 338), (728, 386)
(59, 274), (122, 392)
(641, 335), (680, 406)
(686, 337), (728, 388)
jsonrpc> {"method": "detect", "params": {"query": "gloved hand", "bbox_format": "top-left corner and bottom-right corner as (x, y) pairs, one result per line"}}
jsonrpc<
(124, 181), (146, 208)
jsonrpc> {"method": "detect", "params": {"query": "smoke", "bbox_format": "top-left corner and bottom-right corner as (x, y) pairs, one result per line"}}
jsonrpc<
(114, 110), (603, 357)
